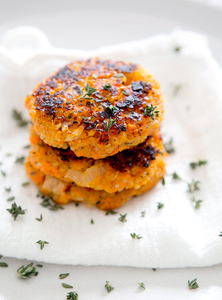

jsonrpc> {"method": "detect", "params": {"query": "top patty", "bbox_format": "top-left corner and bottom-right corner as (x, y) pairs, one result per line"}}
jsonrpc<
(25, 58), (165, 159)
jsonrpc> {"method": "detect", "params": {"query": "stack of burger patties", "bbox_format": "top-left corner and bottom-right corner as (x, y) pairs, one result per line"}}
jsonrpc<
(25, 58), (165, 210)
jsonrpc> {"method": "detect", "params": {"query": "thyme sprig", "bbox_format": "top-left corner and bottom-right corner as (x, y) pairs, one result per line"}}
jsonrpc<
(138, 282), (145, 289)
(17, 263), (37, 279)
(79, 83), (97, 100)
(104, 118), (116, 132)
(190, 160), (207, 169)
(164, 138), (175, 154)
(105, 281), (114, 293)
(7, 202), (25, 220)
(130, 233), (143, 239)
(12, 109), (29, 127)
(66, 292), (78, 300)
(187, 180), (200, 193)
(36, 240), (49, 250)
(118, 213), (127, 222)
(188, 278), (199, 290)
(144, 104), (159, 120)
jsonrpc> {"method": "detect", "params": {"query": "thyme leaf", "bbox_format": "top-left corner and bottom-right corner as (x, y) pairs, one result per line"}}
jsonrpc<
(17, 263), (36, 279)
(104, 118), (116, 132)
(105, 281), (114, 293)
(105, 210), (118, 215)
(36, 240), (49, 250)
(1, 170), (6, 177)
(4, 187), (11, 192)
(141, 211), (146, 218)
(7, 202), (25, 220)
(113, 73), (124, 78)
(144, 104), (159, 120)
(138, 282), (145, 289)
(66, 292), (78, 300)
(187, 180), (200, 193)
(105, 105), (118, 115)
(12, 109), (29, 127)
(162, 177), (165, 185)
(91, 219), (94, 224)
(36, 214), (43, 221)
(219, 231), (222, 237)
(0, 262), (8, 268)
(164, 138), (175, 154)
(152, 268), (157, 271)
(118, 213), (127, 222)
(22, 182), (30, 187)
(190, 160), (207, 169)
(123, 90), (130, 96)
(194, 200), (202, 210)
(103, 83), (112, 91)
(40, 196), (64, 211)
(36, 264), (43, 268)
(62, 283), (73, 289)
(59, 273), (70, 279)
(7, 196), (15, 202)
(130, 233), (143, 239)
(188, 278), (199, 290)
(172, 172), (181, 180)
(157, 202), (164, 210)
(15, 156), (25, 164)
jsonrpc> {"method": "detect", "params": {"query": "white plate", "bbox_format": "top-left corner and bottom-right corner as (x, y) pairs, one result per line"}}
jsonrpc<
(1, 2), (222, 300)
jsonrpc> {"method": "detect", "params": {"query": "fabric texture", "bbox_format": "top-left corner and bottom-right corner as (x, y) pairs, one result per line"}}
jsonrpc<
(0, 27), (222, 268)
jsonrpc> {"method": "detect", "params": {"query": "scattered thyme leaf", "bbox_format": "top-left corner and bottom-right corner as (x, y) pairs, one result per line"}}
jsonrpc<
(40, 196), (64, 211)
(123, 90), (130, 96)
(118, 213), (127, 222)
(36, 214), (43, 222)
(190, 160), (208, 169)
(141, 211), (146, 218)
(0, 262), (8, 268)
(66, 291), (78, 300)
(103, 83), (112, 91)
(194, 200), (202, 210)
(7, 196), (15, 202)
(172, 172), (181, 180)
(4, 187), (11, 192)
(23, 144), (30, 149)
(36, 240), (49, 250)
(162, 177), (165, 185)
(157, 202), (164, 210)
(91, 219), (94, 224)
(5, 153), (12, 157)
(12, 109), (29, 127)
(175, 46), (181, 52)
(138, 282), (145, 289)
(188, 278), (199, 290)
(22, 182), (30, 187)
(172, 84), (182, 96)
(219, 231), (222, 237)
(113, 73), (124, 78)
(1, 170), (6, 177)
(104, 118), (116, 132)
(105, 281), (114, 293)
(164, 138), (175, 154)
(105, 210), (118, 215)
(144, 104), (159, 120)
(152, 268), (157, 271)
(36, 264), (43, 268)
(59, 273), (70, 280)
(15, 156), (25, 164)
(7, 202), (25, 220)
(17, 263), (36, 279)
(79, 83), (97, 100)
(62, 283), (73, 289)
(187, 180), (200, 193)
(130, 233), (143, 239)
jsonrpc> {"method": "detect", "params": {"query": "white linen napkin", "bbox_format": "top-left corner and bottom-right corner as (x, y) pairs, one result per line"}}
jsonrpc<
(0, 27), (222, 268)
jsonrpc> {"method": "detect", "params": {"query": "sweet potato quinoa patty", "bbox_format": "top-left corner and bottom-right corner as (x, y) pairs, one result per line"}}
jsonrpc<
(25, 160), (165, 210)
(29, 127), (165, 193)
(25, 58), (164, 159)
